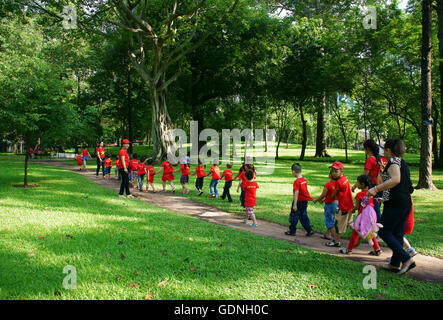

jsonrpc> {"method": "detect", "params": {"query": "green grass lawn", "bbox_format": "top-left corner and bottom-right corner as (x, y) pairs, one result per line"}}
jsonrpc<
(1, 159), (442, 300)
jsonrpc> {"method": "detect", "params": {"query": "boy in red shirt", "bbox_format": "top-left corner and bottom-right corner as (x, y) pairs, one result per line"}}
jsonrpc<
(104, 154), (112, 180)
(326, 161), (354, 248)
(313, 172), (338, 241)
(143, 158), (157, 193)
(242, 170), (259, 227)
(191, 159), (206, 196)
(175, 158), (191, 195)
(285, 163), (314, 237)
(221, 163), (234, 202)
(136, 156), (148, 191)
(76, 154), (83, 171)
(156, 159), (175, 192)
(129, 154), (139, 187)
(207, 159), (221, 198)
(340, 175), (381, 255)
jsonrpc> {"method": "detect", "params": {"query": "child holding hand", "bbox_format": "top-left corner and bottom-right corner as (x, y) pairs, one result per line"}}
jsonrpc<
(313, 172), (338, 241)
(242, 170), (259, 227)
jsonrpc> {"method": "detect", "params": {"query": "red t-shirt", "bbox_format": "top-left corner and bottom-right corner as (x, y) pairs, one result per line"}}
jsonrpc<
(181, 164), (190, 176)
(324, 181), (337, 204)
(104, 159), (112, 168)
(335, 175), (354, 212)
(114, 160), (120, 168)
(162, 161), (174, 174)
(293, 177), (313, 202)
(96, 147), (105, 159)
(364, 156), (387, 185)
(222, 169), (233, 182)
(129, 159), (139, 172)
(147, 165), (155, 182)
(243, 180), (259, 207)
(210, 166), (221, 180)
(355, 190), (374, 214)
(118, 149), (129, 169)
(137, 163), (147, 175)
(82, 150), (89, 157)
(195, 165), (206, 178)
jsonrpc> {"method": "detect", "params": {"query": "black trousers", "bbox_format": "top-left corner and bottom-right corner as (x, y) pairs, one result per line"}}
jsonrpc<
(221, 181), (232, 202)
(195, 177), (204, 191)
(119, 169), (131, 195)
(96, 158), (105, 176)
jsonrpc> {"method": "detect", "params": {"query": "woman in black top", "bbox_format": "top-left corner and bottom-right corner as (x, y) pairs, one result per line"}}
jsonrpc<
(367, 139), (415, 275)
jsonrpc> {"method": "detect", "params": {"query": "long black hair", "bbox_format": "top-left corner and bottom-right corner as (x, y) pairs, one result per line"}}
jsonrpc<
(363, 139), (381, 165)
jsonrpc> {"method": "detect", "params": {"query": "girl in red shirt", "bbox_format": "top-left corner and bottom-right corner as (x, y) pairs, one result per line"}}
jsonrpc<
(175, 159), (191, 195)
(156, 160), (175, 192)
(81, 146), (92, 171)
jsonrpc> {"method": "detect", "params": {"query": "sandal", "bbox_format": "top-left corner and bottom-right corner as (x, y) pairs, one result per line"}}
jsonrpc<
(369, 250), (382, 256)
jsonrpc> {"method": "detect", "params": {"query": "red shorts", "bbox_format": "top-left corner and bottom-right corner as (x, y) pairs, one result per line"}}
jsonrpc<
(404, 204), (414, 235)
(161, 173), (175, 182)
(147, 176), (154, 183)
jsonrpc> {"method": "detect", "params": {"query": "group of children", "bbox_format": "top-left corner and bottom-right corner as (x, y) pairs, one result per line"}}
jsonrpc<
(75, 148), (414, 255)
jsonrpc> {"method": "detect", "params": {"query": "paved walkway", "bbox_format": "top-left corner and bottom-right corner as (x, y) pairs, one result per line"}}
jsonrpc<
(38, 160), (443, 284)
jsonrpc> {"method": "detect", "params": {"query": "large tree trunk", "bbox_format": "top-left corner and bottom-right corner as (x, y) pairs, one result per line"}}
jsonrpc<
(437, 0), (443, 169)
(299, 104), (307, 161)
(315, 93), (328, 157)
(432, 105), (439, 166)
(417, 0), (437, 190)
(127, 63), (133, 154)
(151, 83), (175, 162)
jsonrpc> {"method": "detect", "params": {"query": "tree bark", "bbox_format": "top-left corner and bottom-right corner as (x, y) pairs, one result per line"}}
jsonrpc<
(299, 104), (307, 161)
(417, 0), (437, 190)
(315, 92), (328, 157)
(127, 62), (133, 154)
(437, 0), (443, 169)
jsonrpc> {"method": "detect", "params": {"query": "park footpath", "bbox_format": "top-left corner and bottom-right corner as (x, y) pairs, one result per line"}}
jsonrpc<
(38, 160), (443, 284)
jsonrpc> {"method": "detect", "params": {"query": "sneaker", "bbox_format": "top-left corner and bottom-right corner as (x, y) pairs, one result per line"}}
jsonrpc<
(325, 241), (341, 247)
(339, 247), (352, 255)
(306, 231), (314, 237)
(369, 249), (382, 256)
(209, 194), (214, 198)
(243, 219), (247, 224)
(250, 224), (258, 227)
(285, 231), (296, 236)
(397, 259), (416, 275)
(407, 248), (417, 257)
(382, 263), (401, 273)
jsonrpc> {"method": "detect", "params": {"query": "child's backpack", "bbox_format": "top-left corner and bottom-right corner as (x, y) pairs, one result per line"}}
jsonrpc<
(353, 197), (383, 239)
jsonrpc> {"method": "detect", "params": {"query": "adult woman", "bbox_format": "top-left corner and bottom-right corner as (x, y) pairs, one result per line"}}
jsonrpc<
(118, 139), (135, 199)
(367, 139), (415, 275)
(352, 139), (387, 222)
(96, 142), (106, 178)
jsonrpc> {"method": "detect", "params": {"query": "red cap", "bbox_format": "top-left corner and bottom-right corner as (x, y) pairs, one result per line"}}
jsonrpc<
(329, 161), (344, 170)
(122, 139), (130, 144)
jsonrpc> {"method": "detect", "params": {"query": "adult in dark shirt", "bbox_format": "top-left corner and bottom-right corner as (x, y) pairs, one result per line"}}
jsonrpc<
(367, 139), (415, 275)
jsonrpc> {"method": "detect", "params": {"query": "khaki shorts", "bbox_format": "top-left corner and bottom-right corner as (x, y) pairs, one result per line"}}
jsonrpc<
(335, 210), (352, 234)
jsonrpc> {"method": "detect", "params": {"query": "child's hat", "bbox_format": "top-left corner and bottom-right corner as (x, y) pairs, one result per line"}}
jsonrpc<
(122, 139), (130, 144)
(329, 161), (344, 170)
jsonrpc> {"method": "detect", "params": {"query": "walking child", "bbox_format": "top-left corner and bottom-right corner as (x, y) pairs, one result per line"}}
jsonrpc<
(175, 158), (191, 195)
(81, 146), (92, 171)
(285, 163), (314, 237)
(76, 153), (83, 171)
(129, 154), (139, 187)
(137, 156), (148, 191)
(325, 161), (354, 247)
(104, 154), (112, 180)
(156, 159), (175, 192)
(143, 158), (157, 193)
(339, 175), (382, 255)
(207, 159), (221, 198)
(242, 170), (259, 227)
(191, 159), (206, 195)
(313, 171), (338, 241)
(221, 163), (234, 202)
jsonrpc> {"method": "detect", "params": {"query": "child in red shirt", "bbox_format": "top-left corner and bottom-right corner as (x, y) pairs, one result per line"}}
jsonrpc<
(175, 159), (191, 195)
(156, 160), (175, 192)
(142, 158), (156, 193)
(114, 159), (121, 180)
(207, 160), (221, 198)
(76, 154), (83, 171)
(221, 163), (234, 202)
(326, 161), (354, 248)
(136, 156), (148, 191)
(340, 175), (381, 255)
(191, 159), (206, 196)
(129, 154), (139, 187)
(81, 146), (92, 171)
(104, 154), (113, 180)
(242, 170), (259, 227)
(285, 163), (314, 236)
(313, 172), (338, 241)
